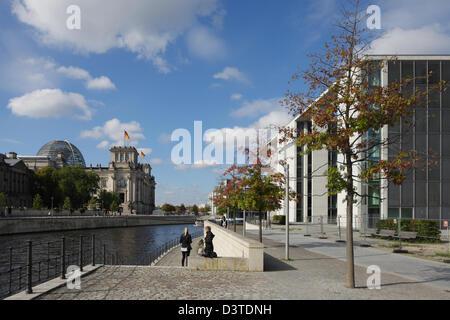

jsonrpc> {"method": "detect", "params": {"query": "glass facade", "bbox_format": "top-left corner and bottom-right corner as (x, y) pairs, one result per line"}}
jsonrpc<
(388, 60), (450, 220)
(37, 140), (86, 167)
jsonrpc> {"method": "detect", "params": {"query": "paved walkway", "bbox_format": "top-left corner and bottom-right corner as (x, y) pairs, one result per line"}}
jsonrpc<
(247, 229), (450, 291)
(36, 233), (449, 300)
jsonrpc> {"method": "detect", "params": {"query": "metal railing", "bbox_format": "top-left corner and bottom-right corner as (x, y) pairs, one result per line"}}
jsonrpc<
(0, 234), (134, 299)
(261, 214), (450, 244)
(135, 230), (204, 266)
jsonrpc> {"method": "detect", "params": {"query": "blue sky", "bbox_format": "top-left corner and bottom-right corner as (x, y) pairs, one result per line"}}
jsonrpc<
(1, 0), (450, 206)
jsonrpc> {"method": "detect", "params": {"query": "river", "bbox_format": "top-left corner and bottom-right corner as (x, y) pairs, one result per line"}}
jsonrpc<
(0, 223), (202, 298)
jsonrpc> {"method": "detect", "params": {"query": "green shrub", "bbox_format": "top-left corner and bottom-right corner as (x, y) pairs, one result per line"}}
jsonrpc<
(273, 215), (286, 225)
(376, 218), (441, 242)
(376, 219), (396, 231)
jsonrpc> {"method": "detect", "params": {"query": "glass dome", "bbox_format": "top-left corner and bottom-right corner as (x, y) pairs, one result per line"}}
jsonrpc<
(37, 140), (86, 167)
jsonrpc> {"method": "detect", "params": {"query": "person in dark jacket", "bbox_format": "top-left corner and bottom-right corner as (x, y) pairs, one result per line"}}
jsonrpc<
(179, 227), (192, 267)
(203, 226), (215, 258)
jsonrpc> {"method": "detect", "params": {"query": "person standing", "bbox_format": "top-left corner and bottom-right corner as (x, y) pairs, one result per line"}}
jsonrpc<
(179, 227), (192, 267)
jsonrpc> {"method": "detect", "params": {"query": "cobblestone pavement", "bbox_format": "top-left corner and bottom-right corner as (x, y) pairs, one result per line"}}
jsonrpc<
(38, 266), (290, 300)
(37, 232), (450, 300)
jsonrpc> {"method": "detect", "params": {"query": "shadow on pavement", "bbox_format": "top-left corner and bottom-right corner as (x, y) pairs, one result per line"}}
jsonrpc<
(263, 253), (297, 272)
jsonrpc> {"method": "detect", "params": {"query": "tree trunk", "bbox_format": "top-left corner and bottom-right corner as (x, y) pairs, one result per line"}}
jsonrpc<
(234, 209), (237, 232)
(259, 211), (263, 243)
(345, 152), (355, 289)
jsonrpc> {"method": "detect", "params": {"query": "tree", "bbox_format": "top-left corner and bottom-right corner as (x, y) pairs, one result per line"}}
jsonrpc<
(161, 203), (175, 214)
(58, 166), (99, 210)
(62, 197), (72, 212)
(215, 150), (285, 242)
(88, 197), (98, 211)
(32, 194), (44, 210)
(33, 166), (99, 210)
(192, 205), (199, 215)
(179, 204), (186, 213)
(97, 190), (120, 213)
(110, 200), (119, 214)
(0, 193), (8, 214)
(33, 167), (62, 209)
(282, 0), (438, 288)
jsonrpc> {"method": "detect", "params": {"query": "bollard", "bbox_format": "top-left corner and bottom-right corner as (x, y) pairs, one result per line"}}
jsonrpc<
(304, 217), (311, 237)
(26, 241), (33, 294)
(8, 247), (12, 294)
(61, 237), (66, 280)
(79, 236), (83, 272)
(47, 242), (50, 279)
(92, 235), (96, 266)
(320, 217), (324, 234)
(336, 217), (345, 243)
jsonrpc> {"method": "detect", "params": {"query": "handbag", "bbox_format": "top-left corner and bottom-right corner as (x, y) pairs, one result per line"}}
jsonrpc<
(181, 247), (188, 252)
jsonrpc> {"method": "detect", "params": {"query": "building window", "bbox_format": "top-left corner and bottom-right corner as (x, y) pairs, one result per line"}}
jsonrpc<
(296, 121), (304, 222)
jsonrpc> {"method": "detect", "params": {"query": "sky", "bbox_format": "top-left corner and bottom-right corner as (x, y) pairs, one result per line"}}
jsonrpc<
(1, 0), (450, 206)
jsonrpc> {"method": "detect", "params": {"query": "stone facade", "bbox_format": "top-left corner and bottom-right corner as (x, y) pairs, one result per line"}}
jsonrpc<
(0, 153), (33, 208)
(86, 147), (156, 215)
(19, 154), (67, 171)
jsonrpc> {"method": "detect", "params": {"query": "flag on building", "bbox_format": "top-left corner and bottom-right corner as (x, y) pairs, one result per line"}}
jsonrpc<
(140, 151), (145, 158)
(124, 130), (130, 140)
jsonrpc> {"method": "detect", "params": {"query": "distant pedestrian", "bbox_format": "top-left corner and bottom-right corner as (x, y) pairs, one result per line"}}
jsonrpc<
(221, 215), (227, 229)
(203, 226), (216, 258)
(179, 227), (192, 267)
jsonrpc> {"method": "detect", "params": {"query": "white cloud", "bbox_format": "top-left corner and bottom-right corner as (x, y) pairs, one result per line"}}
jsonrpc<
(150, 158), (164, 165)
(57, 66), (90, 80)
(230, 93), (243, 101)
(137, 148), (153, 157)
(86, 76), (116, 90)
(230, 98), (281, 118)
(7, 89), (93, 120)
(175, 159), (219, 171)
(369, 25), (450, 55)
(96, 141), (110, 149)
(186, 26), (226, 60)
(366, 0), (450, 55)
(213, 67), (250, 85)
(158, 133), (172, 143)
(12, 0), (225, 73)
(81, 118), (146, 146)
(57, 66), (116, 90)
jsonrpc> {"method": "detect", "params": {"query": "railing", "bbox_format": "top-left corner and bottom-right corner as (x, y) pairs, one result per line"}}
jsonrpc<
(0, 230), (204, 299)
(135, 230), (204, 266)
(0, 235), (126, 299)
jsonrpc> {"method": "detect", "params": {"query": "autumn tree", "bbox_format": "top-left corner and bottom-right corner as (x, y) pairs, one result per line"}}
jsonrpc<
(215, 146), (285, 242)
(283, 0), (439, 288)
(161, 203), (175, 214)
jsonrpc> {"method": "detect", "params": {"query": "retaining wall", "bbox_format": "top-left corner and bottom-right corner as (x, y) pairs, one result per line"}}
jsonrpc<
(0, 215), (196, 235)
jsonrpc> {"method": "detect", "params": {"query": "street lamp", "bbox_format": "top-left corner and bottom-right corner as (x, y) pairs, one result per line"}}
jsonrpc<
(51, 196), (54, 216)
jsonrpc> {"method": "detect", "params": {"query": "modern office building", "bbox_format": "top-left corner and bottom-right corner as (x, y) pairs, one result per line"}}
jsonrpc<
(269, 55), (450, 225)
(86, 146), (156, 215)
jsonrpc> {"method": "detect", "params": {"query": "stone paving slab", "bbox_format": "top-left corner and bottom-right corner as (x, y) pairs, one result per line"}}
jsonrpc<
(36, 235), (450, 300)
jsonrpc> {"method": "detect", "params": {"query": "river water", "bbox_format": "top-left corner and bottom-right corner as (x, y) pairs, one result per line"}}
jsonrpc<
(0, 223), (202, 298)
